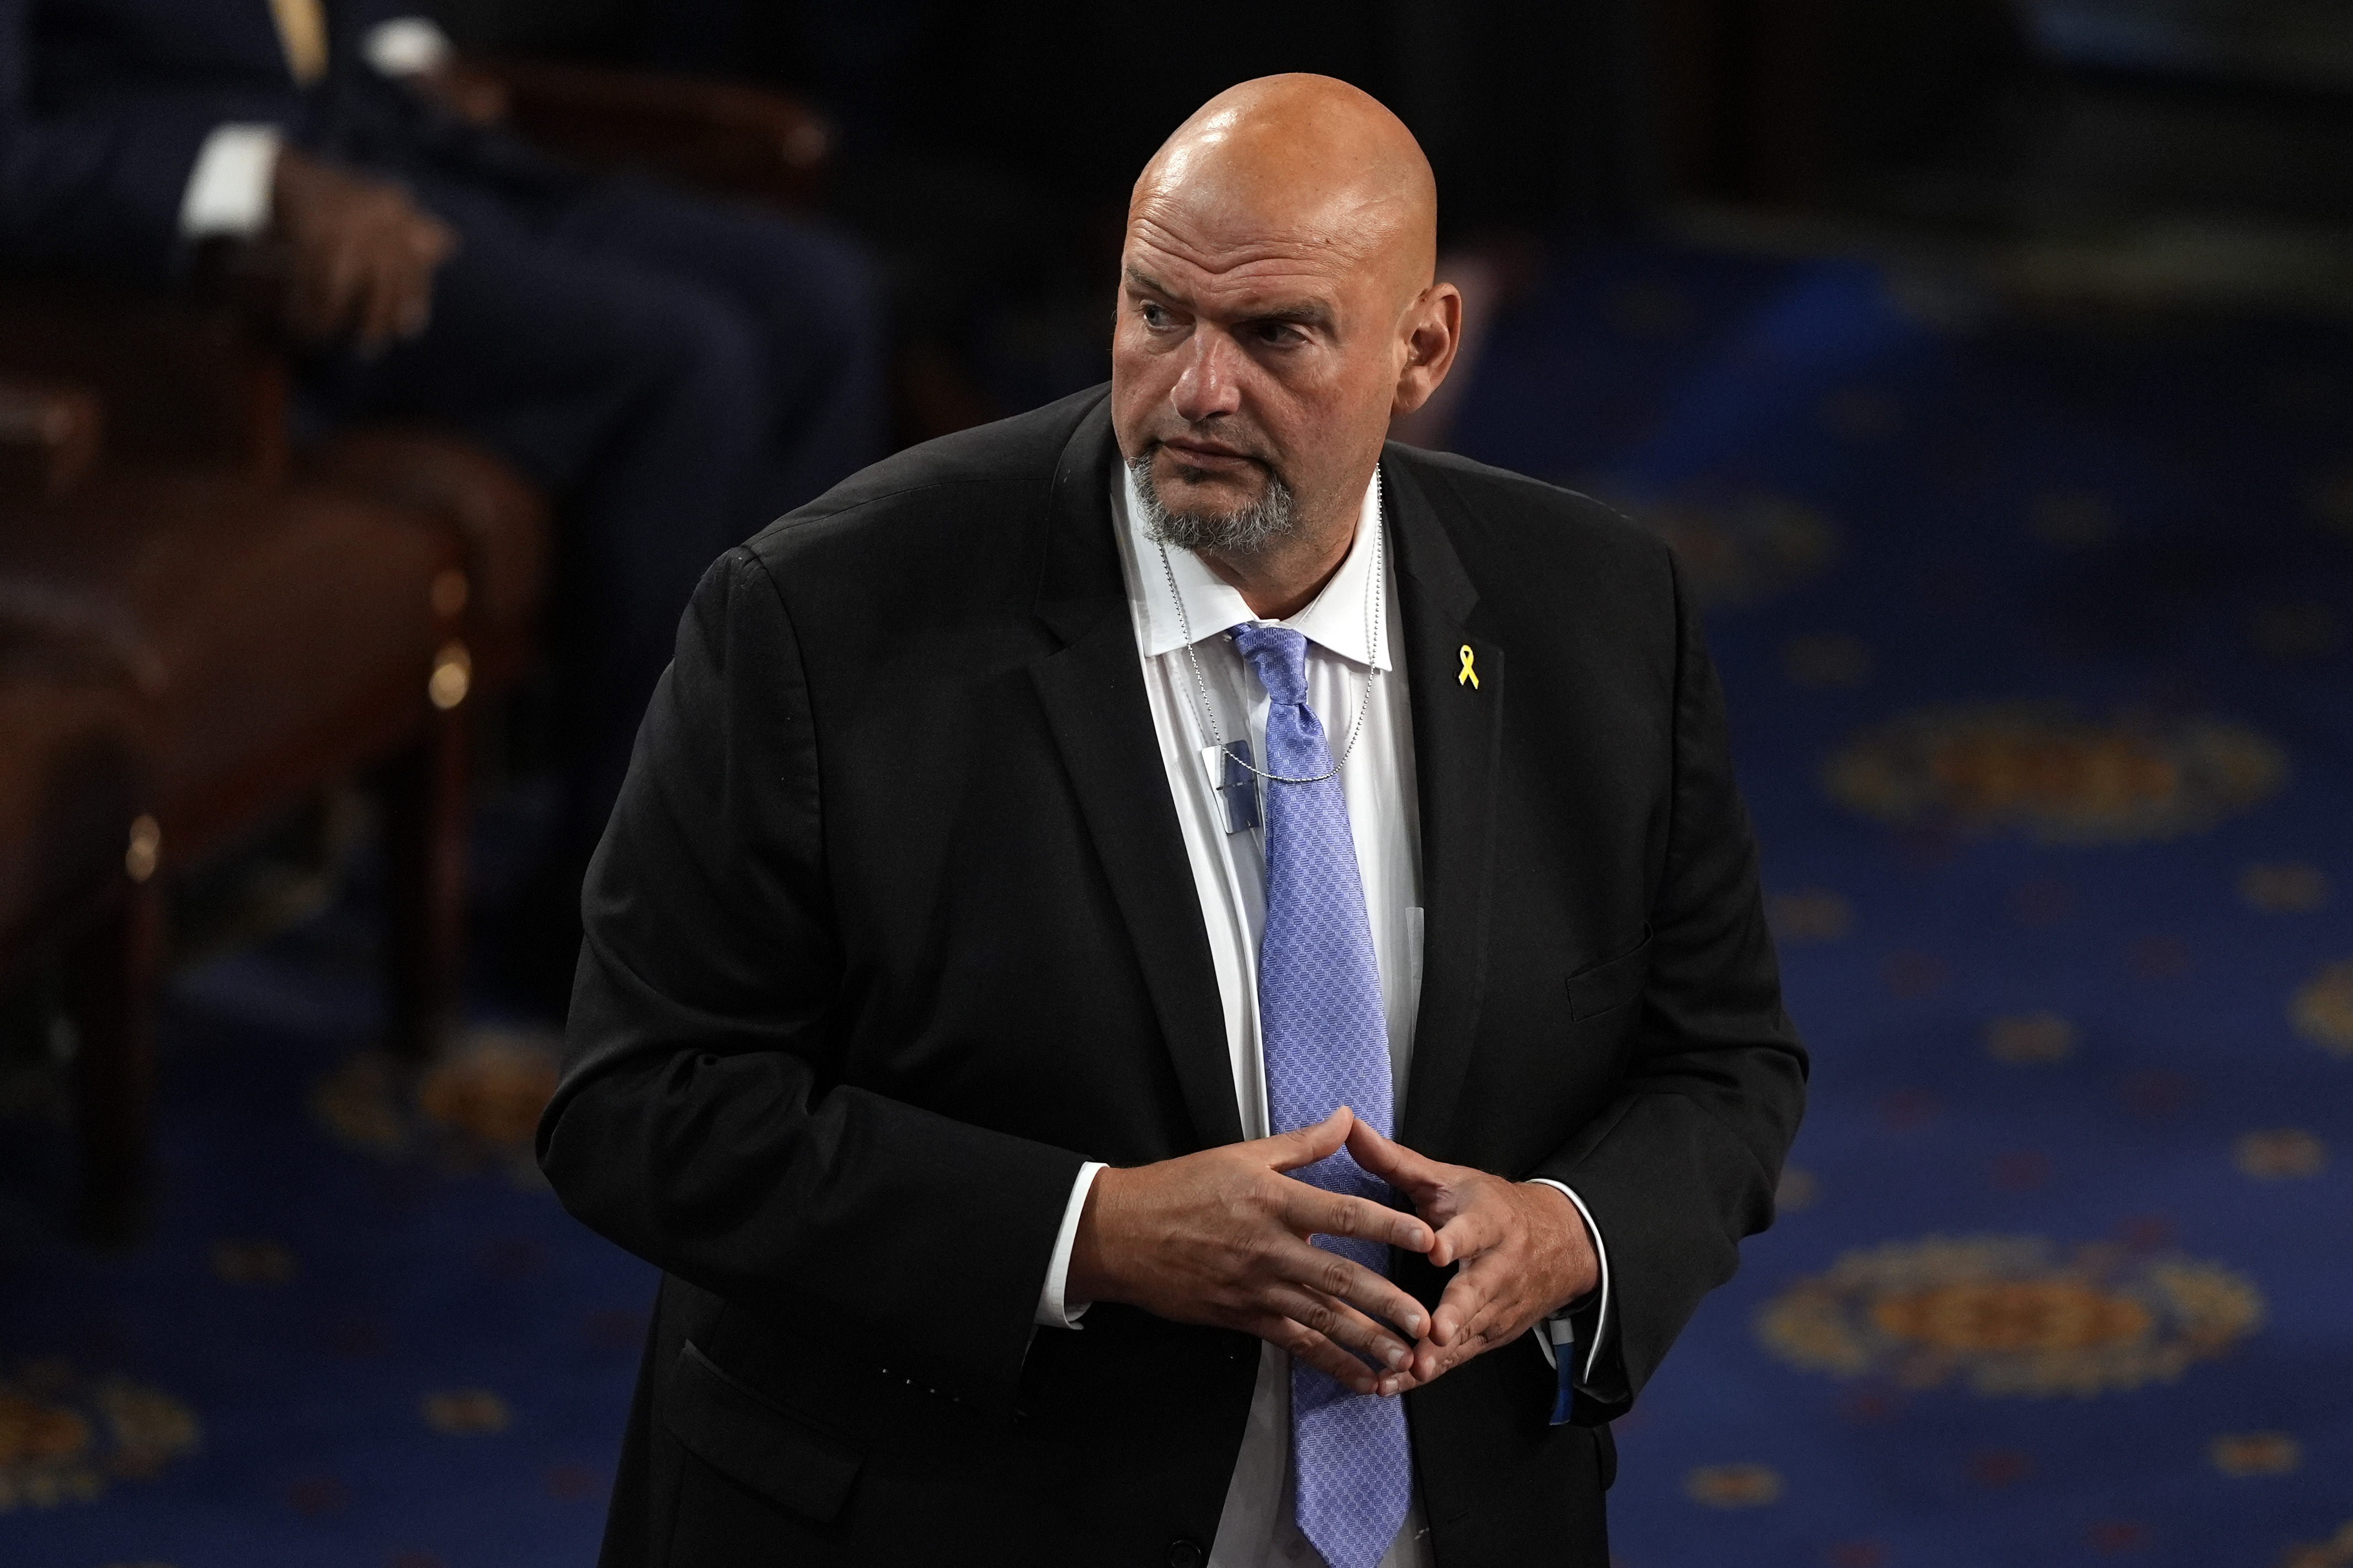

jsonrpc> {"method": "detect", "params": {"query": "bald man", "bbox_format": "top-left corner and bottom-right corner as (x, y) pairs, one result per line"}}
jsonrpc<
(545, 76), (1806, 1568)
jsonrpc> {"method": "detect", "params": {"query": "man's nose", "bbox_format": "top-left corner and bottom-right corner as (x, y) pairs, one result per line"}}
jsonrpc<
(1170, 329), (1246, 423)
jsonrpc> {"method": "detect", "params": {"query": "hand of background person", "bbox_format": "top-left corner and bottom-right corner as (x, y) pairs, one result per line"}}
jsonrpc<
(266, 147), (458, 352)
(1066, 1107), (1436, 1397)
(1346, 1121), (1599, 1391)
(401, 60), (512, 127)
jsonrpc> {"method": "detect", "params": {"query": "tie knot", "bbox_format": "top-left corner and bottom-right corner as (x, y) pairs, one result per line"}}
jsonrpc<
(1231, 624), (1311, 705)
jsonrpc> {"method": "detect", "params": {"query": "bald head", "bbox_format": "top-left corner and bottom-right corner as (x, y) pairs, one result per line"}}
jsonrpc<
(1132, 74), (1437, 308)
(1111, 76), (1461, 618)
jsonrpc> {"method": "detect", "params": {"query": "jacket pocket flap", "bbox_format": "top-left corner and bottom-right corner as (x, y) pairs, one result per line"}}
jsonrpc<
(1565, 928), (1652, 1021)
(665, 1340), (862, 1522)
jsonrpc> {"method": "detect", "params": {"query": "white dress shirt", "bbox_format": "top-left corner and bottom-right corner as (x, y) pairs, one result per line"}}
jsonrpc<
(1031, 463), (1615, 1567)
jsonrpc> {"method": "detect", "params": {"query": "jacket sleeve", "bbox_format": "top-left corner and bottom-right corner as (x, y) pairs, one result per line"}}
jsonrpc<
(538, 547), (1086, 1419)
(1528, 547), (1809, 1421)
(0, 0), (233, 279)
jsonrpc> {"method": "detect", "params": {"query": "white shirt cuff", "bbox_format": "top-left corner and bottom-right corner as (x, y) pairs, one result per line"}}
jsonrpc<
(178, 124), (281, 238)
(1525, 1178), (1612, 1385)
(362, 17), (455, 78)
(1034, 1160), (1108, 1329)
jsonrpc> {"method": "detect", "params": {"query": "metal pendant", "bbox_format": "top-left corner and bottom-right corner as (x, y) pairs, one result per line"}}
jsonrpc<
(1202, 741), (1260, 834)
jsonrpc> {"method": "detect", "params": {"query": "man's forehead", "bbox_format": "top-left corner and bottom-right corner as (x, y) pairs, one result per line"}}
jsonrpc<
(1124, 208), (1378, 297)
(1124, 256), (1352, 330)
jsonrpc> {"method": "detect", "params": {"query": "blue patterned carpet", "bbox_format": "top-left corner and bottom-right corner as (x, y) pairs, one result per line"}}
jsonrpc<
(0, 914), (653, 1566)
(3, 240), (2350, 1567)
(1453, 245), (2353, 1566)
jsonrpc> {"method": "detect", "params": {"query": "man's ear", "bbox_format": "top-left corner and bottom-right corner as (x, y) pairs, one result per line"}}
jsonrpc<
(1391, 283), (1463, 417)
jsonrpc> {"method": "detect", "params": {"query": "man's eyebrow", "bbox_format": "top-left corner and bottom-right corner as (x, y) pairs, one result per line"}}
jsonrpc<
(1245, 301), (1334, 330)
(1122, 266), (1333, 331)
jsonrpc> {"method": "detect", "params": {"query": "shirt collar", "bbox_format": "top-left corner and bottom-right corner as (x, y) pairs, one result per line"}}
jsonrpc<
(1116, 462), (1390, 671)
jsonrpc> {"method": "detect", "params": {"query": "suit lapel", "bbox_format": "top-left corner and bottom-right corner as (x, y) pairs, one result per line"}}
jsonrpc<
(1384, 452), (1503, 1158)
(1028, 403), (1245, 1152)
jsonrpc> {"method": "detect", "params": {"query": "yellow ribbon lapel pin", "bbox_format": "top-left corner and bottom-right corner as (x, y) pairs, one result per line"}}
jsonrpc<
(1458, 644), (1480, 689)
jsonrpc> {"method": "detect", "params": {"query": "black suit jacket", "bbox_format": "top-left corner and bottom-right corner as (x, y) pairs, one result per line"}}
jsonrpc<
(543, 387), (1808, 1566)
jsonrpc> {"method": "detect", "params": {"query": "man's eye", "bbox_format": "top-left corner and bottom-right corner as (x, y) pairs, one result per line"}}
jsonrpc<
(1139, 301), (1175, 329)
(1255, 322), (1303, 346)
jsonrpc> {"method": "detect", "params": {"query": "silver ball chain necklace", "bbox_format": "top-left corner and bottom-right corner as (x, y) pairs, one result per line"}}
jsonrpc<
(1153, 470), (1385, 790)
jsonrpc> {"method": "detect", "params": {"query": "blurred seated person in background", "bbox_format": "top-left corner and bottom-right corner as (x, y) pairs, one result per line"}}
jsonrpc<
(0, 0), (886, 995)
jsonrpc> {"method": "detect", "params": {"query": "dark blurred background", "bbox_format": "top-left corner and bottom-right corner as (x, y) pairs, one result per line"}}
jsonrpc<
(2, 3), (2348, 1564)
(425, 0), (2353, 417)
(458, 0), (1670, 430)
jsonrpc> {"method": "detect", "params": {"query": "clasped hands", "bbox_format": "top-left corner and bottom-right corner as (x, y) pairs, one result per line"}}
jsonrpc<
(1065, 1107), (1598, 1398)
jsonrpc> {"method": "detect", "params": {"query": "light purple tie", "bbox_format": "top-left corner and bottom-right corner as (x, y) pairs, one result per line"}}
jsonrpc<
(1231, 624), (1412, 1568)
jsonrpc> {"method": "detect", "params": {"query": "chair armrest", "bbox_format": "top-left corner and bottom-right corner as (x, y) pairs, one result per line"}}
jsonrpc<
(301, 425), (549, 693)
(466, 57), (833, 209)
(0, 379), (104, 501)
(0, 281), (287, 479)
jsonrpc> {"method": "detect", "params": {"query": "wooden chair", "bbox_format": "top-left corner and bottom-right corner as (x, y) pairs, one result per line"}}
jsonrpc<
(0, 58), (832, 1238)
(475, 57), (833, 209)
(0, 336), (543, 1240)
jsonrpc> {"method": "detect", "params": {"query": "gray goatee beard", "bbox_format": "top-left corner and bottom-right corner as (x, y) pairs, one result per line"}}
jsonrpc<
(1129, 449), (1299, 559)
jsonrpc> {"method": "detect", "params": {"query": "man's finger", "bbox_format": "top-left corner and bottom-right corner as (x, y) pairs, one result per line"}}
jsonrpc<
(1426, 1299), (1462, 1350)
(385, 256), (434, 344)
(1261, 1283), (1415, 1372)
(1405, 1329), (1485, 1387)
(1426, 1202), (1510, 1270)
(394, 222), (451, 339)
(318, 240), (370, 341)
(1246, 1315), (1387, 1397)
(1343, 1120), (1446, 1197)
(356, 258), (406, 352)
(1425, 1255), (1532, 1361)
(417, 217), (459, 267)
(1413, 1296), (1504, 1379)
(397, 285), (434, 340)
(1272, 1181), (1432, 1259)
(1263, 1107), (1354, 1172)
(1424, 1257), (1489, 1348)
(1266, 1235), (1429, 1341)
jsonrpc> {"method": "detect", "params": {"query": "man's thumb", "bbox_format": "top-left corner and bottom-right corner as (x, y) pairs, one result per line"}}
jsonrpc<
(1269, 1106), (1354, 1169)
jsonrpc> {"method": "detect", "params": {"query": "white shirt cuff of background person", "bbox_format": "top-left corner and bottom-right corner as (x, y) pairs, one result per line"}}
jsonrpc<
(1034, 1164), (1614, 1388)
(179, 124), (281, 238)
(175, 17), (456, 240)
